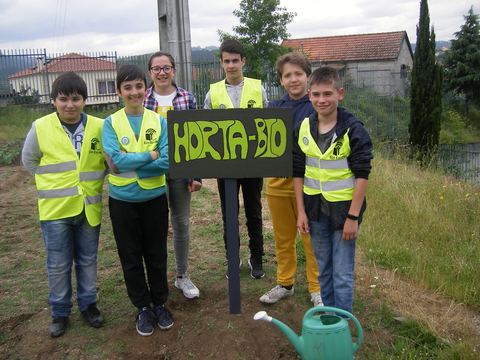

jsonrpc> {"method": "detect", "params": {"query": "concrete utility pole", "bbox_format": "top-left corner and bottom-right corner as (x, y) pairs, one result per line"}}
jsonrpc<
(157, 0), (193, 92)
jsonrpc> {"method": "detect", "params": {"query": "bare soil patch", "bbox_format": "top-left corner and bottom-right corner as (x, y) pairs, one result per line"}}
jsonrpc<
(0, 168), (479, 359)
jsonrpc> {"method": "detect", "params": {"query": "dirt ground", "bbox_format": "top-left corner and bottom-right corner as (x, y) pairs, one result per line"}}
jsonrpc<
(0, 164), (479, 359)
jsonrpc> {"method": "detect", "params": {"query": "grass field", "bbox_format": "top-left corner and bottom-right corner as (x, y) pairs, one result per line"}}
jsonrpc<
(0, 105), (479, 358)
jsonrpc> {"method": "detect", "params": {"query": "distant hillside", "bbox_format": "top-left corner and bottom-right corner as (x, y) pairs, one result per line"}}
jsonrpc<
(192, 48), (217, 61)
(411, 40), (451, 52)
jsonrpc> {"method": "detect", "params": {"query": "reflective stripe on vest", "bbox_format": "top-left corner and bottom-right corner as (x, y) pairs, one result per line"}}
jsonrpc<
(210, 78), (263, 109)
(35, 113), (106, 226)
(298, 118), (355, 202)
(108, 108), (166, 189)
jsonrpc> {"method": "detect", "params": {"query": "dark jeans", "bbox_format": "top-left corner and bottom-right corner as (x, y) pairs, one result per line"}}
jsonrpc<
(109, 195), (169, 308)
(217, 178), (264, 259)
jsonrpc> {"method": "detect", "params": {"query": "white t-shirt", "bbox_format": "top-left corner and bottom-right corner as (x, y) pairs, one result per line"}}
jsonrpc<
(153, 90), (176, 118)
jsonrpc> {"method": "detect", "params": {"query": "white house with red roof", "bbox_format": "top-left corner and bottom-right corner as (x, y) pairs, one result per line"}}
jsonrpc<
(8, 53), (118, 104)
(282, 31), (413, 96)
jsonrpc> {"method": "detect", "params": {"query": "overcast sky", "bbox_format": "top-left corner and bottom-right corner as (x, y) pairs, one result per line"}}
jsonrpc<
(0, 0), (475, 56)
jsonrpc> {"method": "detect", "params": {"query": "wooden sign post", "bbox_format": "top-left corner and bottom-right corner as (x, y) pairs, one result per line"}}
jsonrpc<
(167, 108), (293, 314)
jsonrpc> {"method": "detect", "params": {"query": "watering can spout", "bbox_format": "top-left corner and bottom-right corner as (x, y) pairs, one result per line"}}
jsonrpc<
(254, 311), (305, 357)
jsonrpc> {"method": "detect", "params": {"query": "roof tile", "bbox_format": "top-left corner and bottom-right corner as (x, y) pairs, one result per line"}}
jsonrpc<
(282, 31), (409, 63)
(8, 53), (116, 79)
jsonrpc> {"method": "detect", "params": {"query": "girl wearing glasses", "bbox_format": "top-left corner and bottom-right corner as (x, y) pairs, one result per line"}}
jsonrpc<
(143, 52), (202, 300)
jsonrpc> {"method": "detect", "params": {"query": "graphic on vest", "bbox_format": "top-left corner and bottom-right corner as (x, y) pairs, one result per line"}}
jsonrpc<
(219, 104), (226, 109)
(144, 128), (157, 144)
(333, 141), (343, 157)
(247, 100), (256, 108)
(302, 136), (309, 146)
(120, 136), (130, 145)
(90, 138), (102, 153)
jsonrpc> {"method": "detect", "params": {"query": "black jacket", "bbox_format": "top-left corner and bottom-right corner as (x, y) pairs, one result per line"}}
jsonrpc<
(292, 107), (374, 230)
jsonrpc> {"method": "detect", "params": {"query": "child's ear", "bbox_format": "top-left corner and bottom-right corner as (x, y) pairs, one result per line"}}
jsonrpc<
(338, 88), (345, 100)
(116, 88), (122, 98)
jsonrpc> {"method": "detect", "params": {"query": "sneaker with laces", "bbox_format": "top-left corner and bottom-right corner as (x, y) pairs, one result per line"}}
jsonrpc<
(48, 316), (69, 337)
(175, 274), (200, 299)
(136, 306), (155, 336)
(224, 259), (242, 279)
(81, 303), (103, 328)
(310, 292), (324, 307)
(259, 285), (294, 304)
(153, 305), (173, 330)
(248, 257), (265, 279)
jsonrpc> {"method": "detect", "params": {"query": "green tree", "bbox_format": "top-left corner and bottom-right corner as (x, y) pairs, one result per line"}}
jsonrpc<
(218, 0), (296, 81)
(409, 0), (443, 162)
(443, 6), (480, 115)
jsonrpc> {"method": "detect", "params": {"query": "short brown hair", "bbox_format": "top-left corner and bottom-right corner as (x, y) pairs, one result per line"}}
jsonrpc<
(219, 39), (244, 60)
(116, 65), (147, 91)
(309, 66), (341, 91)
(51, 72), (87, 100)
(276, 52), (312, 78)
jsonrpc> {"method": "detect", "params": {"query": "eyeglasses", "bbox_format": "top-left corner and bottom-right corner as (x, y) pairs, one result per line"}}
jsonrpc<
(149, 66), (174, 74)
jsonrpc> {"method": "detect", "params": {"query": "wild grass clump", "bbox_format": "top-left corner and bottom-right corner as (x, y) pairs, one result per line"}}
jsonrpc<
(361, 144), (480, 310)
(0, 104), (120, 141)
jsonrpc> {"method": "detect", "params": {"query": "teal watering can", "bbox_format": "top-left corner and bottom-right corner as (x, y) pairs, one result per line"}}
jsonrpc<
(254, 306), (363, 360)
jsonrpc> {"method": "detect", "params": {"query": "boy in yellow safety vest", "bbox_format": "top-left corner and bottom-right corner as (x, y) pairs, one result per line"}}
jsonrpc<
(203, 39), (269, 279)
(102, 65), (172, 337)
(22, 72), (107, 337)
(293, 66), (373, 316)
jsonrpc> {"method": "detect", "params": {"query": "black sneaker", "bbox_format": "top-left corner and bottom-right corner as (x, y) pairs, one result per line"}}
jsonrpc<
(81, 303), (103, 328)
(48, 316), (69, 337)
(248, 257), (265, 279)
(136, 306), (155, 336)
(153, 305), (173, 330)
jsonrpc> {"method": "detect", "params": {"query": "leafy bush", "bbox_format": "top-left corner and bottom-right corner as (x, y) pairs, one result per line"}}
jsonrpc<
(0, 137), (25, 165)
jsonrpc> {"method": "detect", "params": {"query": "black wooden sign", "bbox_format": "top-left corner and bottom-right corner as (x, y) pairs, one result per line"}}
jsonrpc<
(167, 108), (293, 179)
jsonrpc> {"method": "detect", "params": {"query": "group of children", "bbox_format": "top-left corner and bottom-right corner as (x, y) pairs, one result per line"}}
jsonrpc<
(21, 38), (373, 338)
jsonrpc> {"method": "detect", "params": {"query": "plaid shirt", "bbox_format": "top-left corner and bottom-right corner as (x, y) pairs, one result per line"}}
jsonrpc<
(143, 84), (200, 182)
(143, 85), (197, 111)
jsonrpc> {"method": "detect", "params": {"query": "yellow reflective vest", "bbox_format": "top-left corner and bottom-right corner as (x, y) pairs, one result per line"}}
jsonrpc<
(210, 78), (263, 109)
(35, 113), (106, 226)
(298, 118), (356, 202)
(108, 109), (165, 189)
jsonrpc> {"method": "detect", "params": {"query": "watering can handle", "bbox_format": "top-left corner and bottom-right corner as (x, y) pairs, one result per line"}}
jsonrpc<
(305, 306), (363, 348)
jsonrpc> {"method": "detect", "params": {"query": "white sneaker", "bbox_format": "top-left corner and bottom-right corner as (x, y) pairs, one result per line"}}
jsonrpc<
(259, 285), (294, 304)
(310, 292), (324, 307)
(174, 274), (199, 299)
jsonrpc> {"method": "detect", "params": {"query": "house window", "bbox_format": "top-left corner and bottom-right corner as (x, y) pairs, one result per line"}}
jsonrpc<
(400, 64), (407, 79)
(98, 81), (116, 95)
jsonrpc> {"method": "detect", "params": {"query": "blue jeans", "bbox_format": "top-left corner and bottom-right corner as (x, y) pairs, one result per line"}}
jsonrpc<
(40, 211), (100, 317)
(309, 213), (356, 315)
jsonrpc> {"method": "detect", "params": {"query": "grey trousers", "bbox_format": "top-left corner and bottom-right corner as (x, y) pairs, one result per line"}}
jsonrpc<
(166, 177), (192, 276)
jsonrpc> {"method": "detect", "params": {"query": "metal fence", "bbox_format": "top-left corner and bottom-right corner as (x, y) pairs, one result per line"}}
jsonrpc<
(0, 49), (118, 106)
(439, 144), (480, 184)
(2, 48), (479, 184)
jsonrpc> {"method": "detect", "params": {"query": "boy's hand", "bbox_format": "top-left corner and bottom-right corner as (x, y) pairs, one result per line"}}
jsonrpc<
(297, 211), (309, 235)
(342, 219), (358, 241)
(188, 180), (202, 193)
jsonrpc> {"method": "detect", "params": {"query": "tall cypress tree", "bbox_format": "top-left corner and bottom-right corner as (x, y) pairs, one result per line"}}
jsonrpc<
(409, 0), (443, 162)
